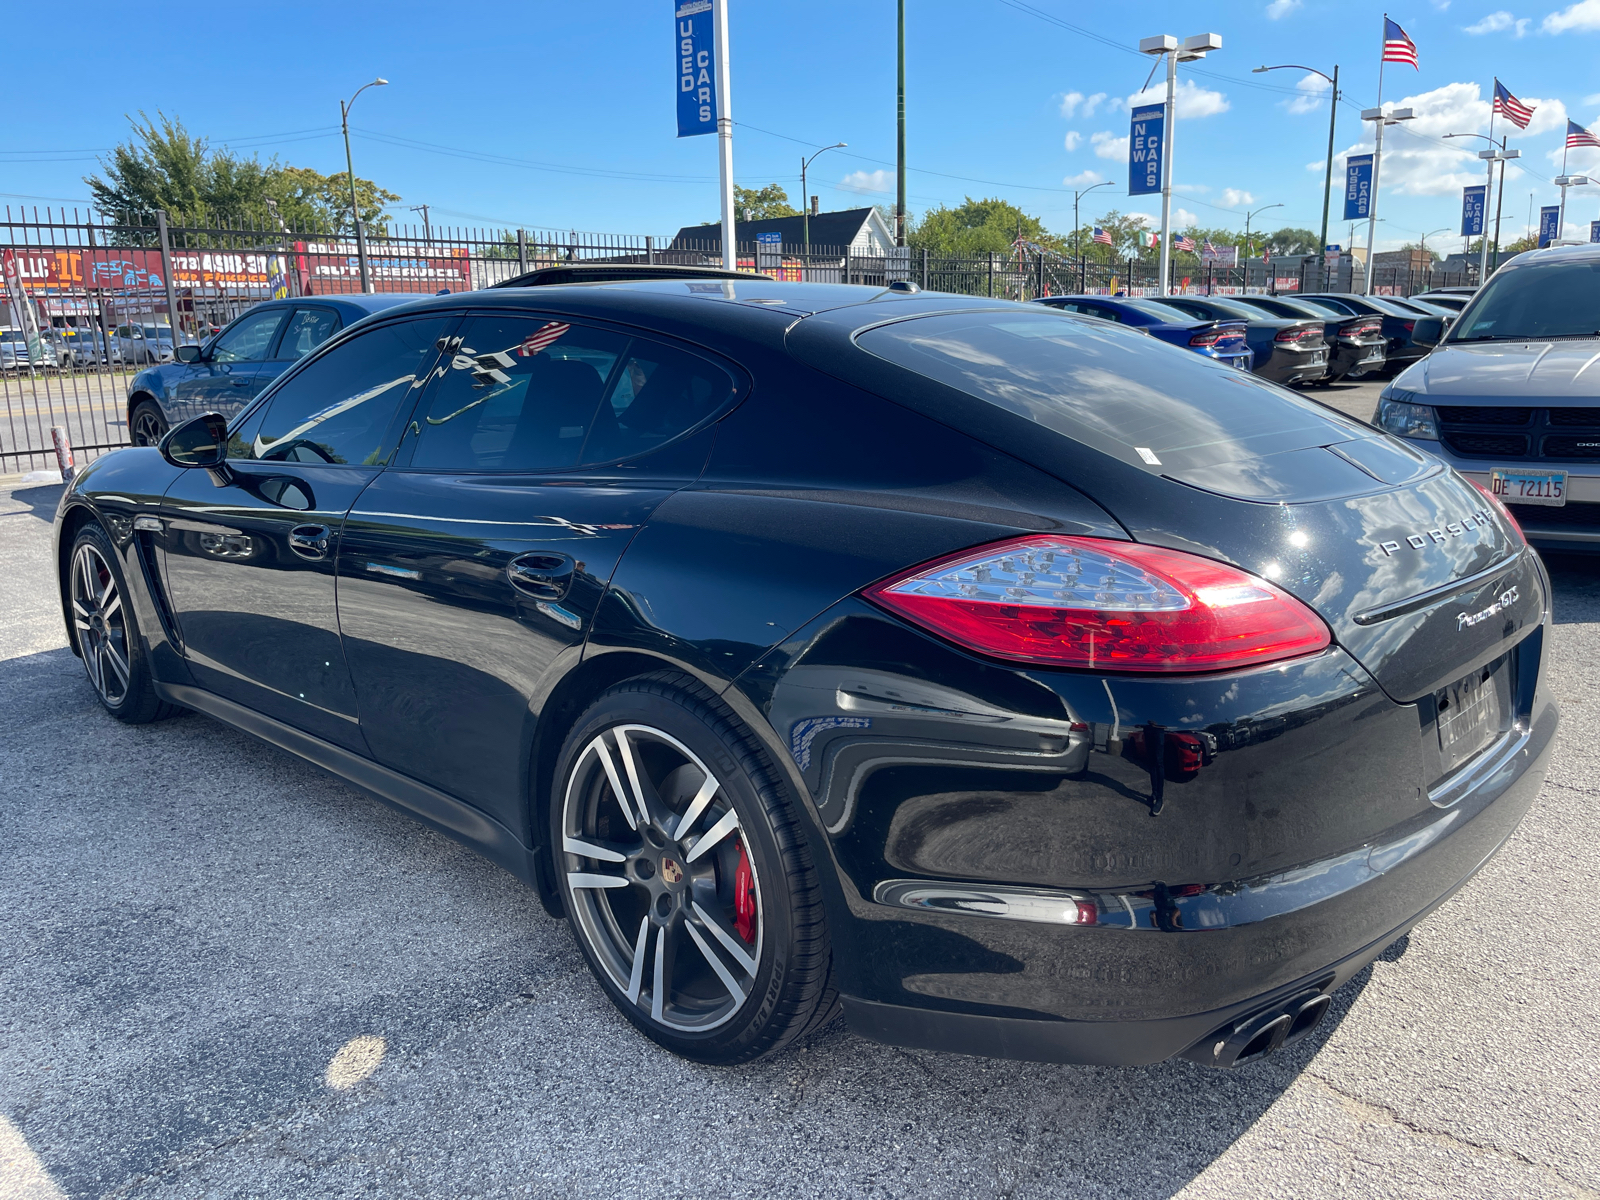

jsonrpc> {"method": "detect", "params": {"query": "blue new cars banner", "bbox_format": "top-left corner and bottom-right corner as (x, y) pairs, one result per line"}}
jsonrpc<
(1539, 205), (1560, 248)
(1343, 155), (1373, 220)
(1460, 186), (1486, 237)
(675, 0), (717, 137)
(1129, 106), (1163, 196)
(1592, 220), (1600, 243)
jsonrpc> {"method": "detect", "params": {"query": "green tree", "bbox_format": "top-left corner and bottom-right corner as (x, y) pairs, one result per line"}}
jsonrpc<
(732, 183), (799, 221)
(1261, 226), (1319, 257)
(908, 196), (1057, 256)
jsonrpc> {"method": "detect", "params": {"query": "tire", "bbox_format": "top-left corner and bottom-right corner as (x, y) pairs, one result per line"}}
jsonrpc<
(551, 672), (837, 1064)
(130, 400), (168, 447)
(68, 522), (182, 724)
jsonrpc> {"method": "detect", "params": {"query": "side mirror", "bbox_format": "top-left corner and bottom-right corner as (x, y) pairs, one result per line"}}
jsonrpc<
(159, 412), (234, 487)
(174, 345), (202, 363)
(1411, 316), (1445, 349)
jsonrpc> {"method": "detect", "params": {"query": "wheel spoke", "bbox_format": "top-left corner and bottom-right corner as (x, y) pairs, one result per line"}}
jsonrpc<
(101, 643), (130, 688)
(651, 925), (667, 1024)
(86, 637), (105, 696)
(567, 871), (630, 890)
(691, 900), (758, 976)
(673, 772), (719, 840)
(591, 736), (638, 831)
(613, 727), (659, 829)
(685, 808), (740, 863)
(684, 920), (747, 1005)
(71, 599), (91, 620)
(101, 589), (122, 622)
(562, 835), (626, 864)
(625, 916), (650, 1005)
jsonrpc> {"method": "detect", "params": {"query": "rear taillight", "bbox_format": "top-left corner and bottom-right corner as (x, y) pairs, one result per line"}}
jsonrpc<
(1274, 326), (1320, 343)
(1401, 321), (1415, 333)
(863, 535), (1332, 673)
(1467, 477), (1527, 546)
(1353, 321), (1381, 337)
(1189, 329), (1221, 346)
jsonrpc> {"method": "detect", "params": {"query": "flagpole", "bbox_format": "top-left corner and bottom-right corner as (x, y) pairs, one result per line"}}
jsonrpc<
(1559, 126), (1571, 241)
(1481, 80), (1497, 282)
(1365, 17), (1387, 295)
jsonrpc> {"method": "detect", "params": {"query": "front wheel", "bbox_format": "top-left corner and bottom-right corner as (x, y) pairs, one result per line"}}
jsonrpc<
(130, 400), (168, 447)
(551, 674), (837, 1064)
(68, 523), (181, 724)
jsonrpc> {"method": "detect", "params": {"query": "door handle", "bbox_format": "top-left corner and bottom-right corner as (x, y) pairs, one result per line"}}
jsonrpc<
(230, 379), (253, 387)
(288, 524), (332, 560)
(507, 553), (574, 600)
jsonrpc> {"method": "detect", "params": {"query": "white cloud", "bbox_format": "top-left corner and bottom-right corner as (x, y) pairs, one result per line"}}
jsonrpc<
(1330, 81), (1516, 197)
(1174, 207), (1199, 226)
(1287, 72), (1333, 114)
(1586, 92), (1600, 105)
(1058, 91), (1107, 118)
(1306, 159), (1327, 172)
(1219, 188), (1255, 207)
(1464, 10), (1530, 34)
(1064, 131), (1082, 151)
(1062, 169), (1104, 187)
(1542, 0), (1600, 32)
(1126, 79), (1230, 118)
(1518, 95), (1568, 134)
(1091, 130), (1129, 160)
(837, 169), (892, 194)
(1083, 92), (1108, 117)
(1266, 0), (1301, 16)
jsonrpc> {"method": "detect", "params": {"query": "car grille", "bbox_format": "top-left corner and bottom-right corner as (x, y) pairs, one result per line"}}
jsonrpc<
(1507, 501), (1600, 529)
(1438, 406), (1600, 461)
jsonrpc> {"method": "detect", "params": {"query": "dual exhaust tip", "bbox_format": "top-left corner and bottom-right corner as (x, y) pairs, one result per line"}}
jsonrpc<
(1182, 988), (1334, 1069)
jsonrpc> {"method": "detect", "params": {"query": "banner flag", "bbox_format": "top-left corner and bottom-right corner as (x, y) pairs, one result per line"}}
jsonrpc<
(1538, 205), (1560, 248)
(1461, 186), (1486, 237)
(1128, 106), (1164, 197)
(1591, 220), (1600, 243)
(675, 1), (718, 137)
(1344, 155), (1374, 221)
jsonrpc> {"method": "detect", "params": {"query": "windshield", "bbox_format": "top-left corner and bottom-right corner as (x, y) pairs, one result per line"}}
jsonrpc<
(1452, 257), (1600, 341)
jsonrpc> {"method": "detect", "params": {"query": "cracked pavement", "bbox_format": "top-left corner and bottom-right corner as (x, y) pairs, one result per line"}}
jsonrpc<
(3, 452), (1597, 1199)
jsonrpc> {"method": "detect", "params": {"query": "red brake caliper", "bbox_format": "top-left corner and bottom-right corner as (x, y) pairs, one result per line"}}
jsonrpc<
(733, 838), (757, 943)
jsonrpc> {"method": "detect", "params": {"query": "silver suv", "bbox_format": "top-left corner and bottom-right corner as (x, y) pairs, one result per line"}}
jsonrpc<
(1376, 243), (1600, 551)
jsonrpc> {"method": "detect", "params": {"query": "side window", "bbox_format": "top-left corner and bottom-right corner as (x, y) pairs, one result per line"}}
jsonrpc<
(211, 308), (287, 363)
(408, 315), (628, 472)
(588, 339), (733, 463)
(1086, 306), (1122, 323)
(276, 307), (342, 360)
(245, 316), (451, 465)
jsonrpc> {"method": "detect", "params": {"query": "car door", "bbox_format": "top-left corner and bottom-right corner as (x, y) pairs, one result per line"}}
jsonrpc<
(261, 304), (344, 386)
(335, 311), (733, 826)
(170, 305), (290, 425)
(158, 313), (454, 751)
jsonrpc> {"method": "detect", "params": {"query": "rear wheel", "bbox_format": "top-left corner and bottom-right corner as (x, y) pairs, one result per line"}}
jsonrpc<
(551, 673), (836, 1063)
(130, 400), (168, 447)
(68, 523), (180, 724)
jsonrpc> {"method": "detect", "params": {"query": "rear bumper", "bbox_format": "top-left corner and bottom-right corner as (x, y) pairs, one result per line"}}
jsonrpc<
(1258, 345), (1330, 385)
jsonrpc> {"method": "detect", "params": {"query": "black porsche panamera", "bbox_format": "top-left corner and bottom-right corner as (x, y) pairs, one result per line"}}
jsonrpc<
(53, 278), (1555, 1069)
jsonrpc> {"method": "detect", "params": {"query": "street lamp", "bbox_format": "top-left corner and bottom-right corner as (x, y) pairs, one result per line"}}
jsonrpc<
(800, 143), (847, 263)
(1445, 132), (1519, 279)
(1072, 180), (1114, 277)
(1418, 226), (1448, 262)
(1243, 202), (1283, 261)
(340, 77), (388, 294)
(1359, 104), (1415, 294)
(1254, 63), (1339, 276)
(1555, 175), (1591, 243)
(1139, 31), (1223, 296)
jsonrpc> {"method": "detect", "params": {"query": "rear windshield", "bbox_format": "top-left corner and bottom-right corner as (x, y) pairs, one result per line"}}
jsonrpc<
(855, 312), (1355, 473)
(1452, 257), (1600, 341)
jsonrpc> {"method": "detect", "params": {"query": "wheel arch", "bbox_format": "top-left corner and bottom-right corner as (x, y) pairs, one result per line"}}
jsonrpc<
(56, 502), (102, 658)
(126, 390), (163, 435)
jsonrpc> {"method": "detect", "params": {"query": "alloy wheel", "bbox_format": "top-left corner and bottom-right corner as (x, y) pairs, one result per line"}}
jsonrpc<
(561, 724), (763, 1033)
(70, 543), (131, 707)
(132, 410), (166, 447)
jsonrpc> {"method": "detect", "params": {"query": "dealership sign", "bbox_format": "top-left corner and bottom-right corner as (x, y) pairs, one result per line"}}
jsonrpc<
(675, 1), (718, 137)
(1538, 205), (1560, 247)
(1461, 186), (1486, 237)
(1128, 105), (1164, 196)
(1344, 155), (1373, 220)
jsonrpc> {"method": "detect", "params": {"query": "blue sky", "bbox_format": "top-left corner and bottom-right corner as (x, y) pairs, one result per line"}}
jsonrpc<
(5, 0), (1600, 251)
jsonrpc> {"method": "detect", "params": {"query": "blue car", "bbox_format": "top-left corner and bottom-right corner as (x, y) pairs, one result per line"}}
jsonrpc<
(125, 294), (429, 446)
(1033, 295), (1253, 371)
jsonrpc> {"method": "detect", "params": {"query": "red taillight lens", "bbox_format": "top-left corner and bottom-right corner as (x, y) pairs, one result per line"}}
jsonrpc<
(863, 536), (1332, 673)
(1274, 326), (1320, 343)
(1189, 329), (1220, 346)
(1401, 321), (1415, 333)
(1467, 477), (1527, 546)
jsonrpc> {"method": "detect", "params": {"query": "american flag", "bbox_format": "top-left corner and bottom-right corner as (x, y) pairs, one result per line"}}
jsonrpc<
(1382, 17), (1418, 70)
(1568, 119), (1600, 149)
(1091, 227), (1114, 246)
(1201, 239), (1218, 258)
(1174, 233), (1197, 253)
(1493, 80), (1535, 130)
(516, 321), (570, 357)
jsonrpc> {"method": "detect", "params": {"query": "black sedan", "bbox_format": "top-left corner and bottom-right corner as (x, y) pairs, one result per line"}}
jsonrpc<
(54, 279), (1554, 1070)
(1225, 294), (1388, 383)
(1134, 295), (1329, 386)
(1297, 293), (1443, 376)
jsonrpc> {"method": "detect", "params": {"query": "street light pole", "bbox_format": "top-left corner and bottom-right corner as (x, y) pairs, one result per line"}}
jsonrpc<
(1072, 180), (1113, 270)
(340, 77), (388, 294)
(1555, 175), (1591, 243)
(1253, 63), (1339, 277)
(800, 143), (847, 262)
(1445, 132), (1519, 278)
(1140, 32), (1222, 296)
(1360, 104), (1415, 293)
(1243, 202), (1282, 265)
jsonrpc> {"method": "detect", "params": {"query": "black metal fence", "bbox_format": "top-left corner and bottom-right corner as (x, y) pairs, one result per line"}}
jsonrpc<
(0, 204), (1489, 474)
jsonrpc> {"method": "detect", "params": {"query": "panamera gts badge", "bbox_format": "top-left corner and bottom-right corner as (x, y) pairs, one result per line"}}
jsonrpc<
(1376, 507), (1496, 557)
(1458, 585), (1519, 630)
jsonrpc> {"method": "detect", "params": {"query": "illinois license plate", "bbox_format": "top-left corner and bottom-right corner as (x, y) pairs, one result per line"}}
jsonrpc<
(1435, 658), (1509, 777)
(1491, 468), (1566, 507)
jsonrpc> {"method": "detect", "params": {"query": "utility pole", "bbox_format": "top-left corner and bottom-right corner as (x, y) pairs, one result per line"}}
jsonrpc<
(713, 0), (736, 270)
(409, 204), (432, 243)
(896, 0), (906, 246)
(340, 77), (388, 293)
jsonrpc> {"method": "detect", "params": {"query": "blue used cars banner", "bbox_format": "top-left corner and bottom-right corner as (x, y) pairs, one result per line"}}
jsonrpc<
(675, 1), (717, 137)
(1129, 106), (1164, 196)
(1460, 186), (1486, 237)
(1538, 205), (1560, 248)
(1343, 155), (1373, 221)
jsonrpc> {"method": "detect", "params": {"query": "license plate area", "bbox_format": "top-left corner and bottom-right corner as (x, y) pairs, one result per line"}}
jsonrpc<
(1430, 654), (1513, 784)
(1491, 468), (1566, 507)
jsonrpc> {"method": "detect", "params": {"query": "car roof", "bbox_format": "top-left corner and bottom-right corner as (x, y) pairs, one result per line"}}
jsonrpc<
(1500, 242), (1600, 270)
(491, 263), (768, 288)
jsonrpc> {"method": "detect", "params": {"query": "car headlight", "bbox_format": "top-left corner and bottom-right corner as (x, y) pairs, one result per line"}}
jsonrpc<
(1376, 398), (1438, 440)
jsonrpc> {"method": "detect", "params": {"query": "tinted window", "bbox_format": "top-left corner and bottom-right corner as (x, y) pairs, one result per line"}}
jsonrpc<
(408, 315), (626, 471)
(247, 316), (450, 465)
(211, 308), (287, 363)
(589, 340), (734, 462)
(276, 307), (342, 360)
(857, 312), (1350, 474)
(1453, 258), (1600, 340)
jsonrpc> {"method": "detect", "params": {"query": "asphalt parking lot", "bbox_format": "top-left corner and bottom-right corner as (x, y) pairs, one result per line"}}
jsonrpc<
(3, 375), (1597, 1199)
